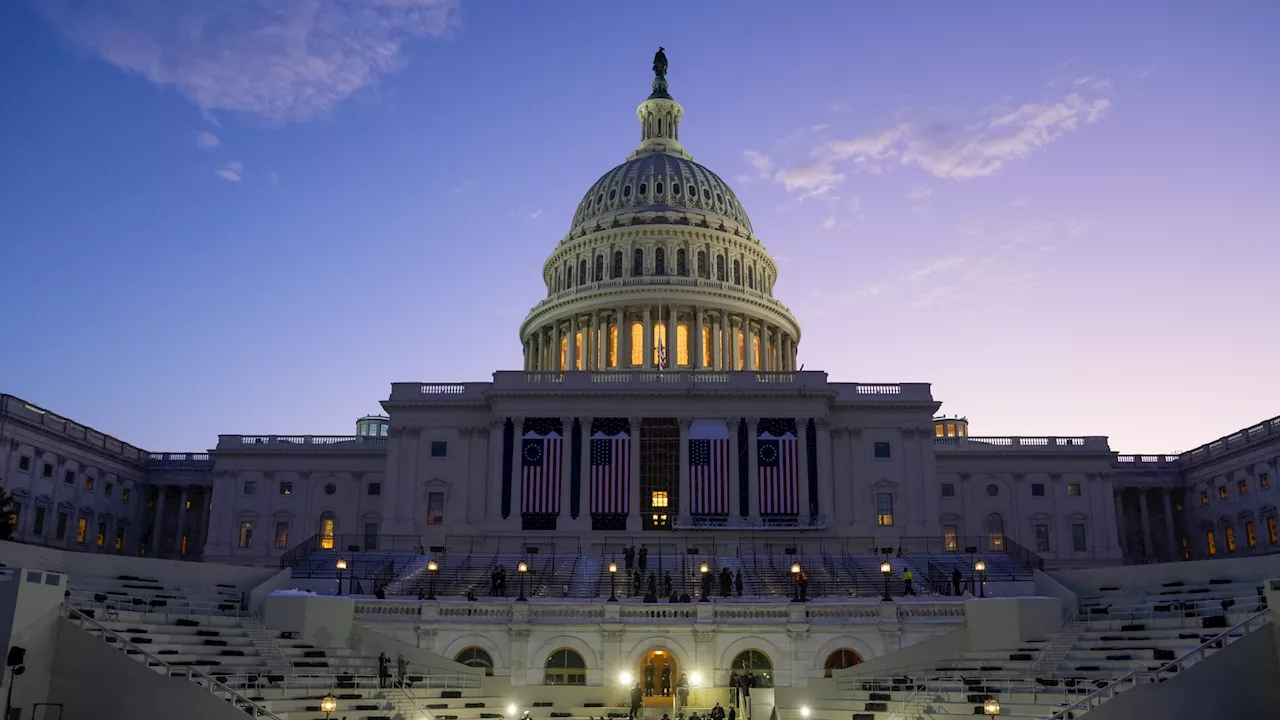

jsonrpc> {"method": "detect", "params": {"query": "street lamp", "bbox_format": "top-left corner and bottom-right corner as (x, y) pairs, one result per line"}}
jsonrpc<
(427, 559), (439, 600)
(608, 561), (619, 602)
(619, 671), (633, 686)
(517, 560), (529, 602)
(983, 697), (1000, 716)
(699, 562), (710, 602)
(336, 558), (347, 596)
(975, 560), (987, 599)
(880, 560), (892, 602)
(320, 693), (337, 719)
(790, 562), (802, 602)
(800, 707), (811, 718)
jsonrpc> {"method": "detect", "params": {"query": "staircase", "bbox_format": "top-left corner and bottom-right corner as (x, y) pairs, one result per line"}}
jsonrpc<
(1029, 610), (1083, 676)
(894, 686), (927, 720)
(243, 617), (294, 673)
(570, 556), (602, 598)
(388, 685), (435, 720)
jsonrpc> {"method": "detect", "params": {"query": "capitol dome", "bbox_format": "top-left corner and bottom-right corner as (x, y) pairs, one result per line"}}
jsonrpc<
(519, 50), (801, 373)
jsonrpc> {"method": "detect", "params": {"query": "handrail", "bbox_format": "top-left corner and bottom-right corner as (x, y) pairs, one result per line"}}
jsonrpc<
(61, 603), (284, 719)
(1045, 609), (1272, 719)
(1078, 593), (1258, 626)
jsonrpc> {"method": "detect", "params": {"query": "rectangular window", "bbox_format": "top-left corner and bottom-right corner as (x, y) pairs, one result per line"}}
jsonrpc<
(1200, 491), (1209, 505)
(43, 463), (54, 478)
(274, 521), (290, 549)
(115, 527), (124, 551)
(279, 482), (293, 495)
(941, 484), (955, 498)
(85, 477), (95, 491)
(427, 492), (445, 525)
(367, 482), (382, 496)
(76, 518), (88, 544)
(1206, 529), (1217, 555)
(122, 488), (131, 502)
(1238, 479), (1248, 494)
(873, 442), (891, 459)
(651, 491), (670, 508)
(943, 525), (958, 551)
(1246, 521), (1257, 548)
(431, 441), (448, 457)
(1260, 473), (1270, 489)
(875, 493), (894, 527)
(1071, 524), (1087, 552)
(238, 521), (253, 548)
(1218, 486), (1228, 501)
(1269, 515), (1279, 544)
(8, 503), (19, 532)
(1180, 534), (1190, 559)
(63, 470), (74, 484)
(96, 522), (106, 548)
(1225, 526), (1236, 552)
(243, 480), (257, 495)
(1034, 524), (1051, 552)
(364, 523), (379, 550)
(1031, 483), (1045, 497)
(105, 483), (113, 497)
(1066, 483), (1081, 497)
(56, 512), (68, 540)
(18, 456), (30, 472)
(33, 506), (47, 535)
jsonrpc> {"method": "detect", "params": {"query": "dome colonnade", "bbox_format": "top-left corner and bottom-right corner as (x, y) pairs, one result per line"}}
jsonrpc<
(519, 50), (801, 373)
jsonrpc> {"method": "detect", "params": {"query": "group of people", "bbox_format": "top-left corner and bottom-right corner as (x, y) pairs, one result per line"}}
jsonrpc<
(488, 566), (510, 596)
(377, 652), (409, 689)
(699, 567), (746, 600)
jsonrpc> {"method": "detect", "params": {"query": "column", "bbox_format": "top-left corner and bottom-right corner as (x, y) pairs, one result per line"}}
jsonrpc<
(1163, 489), (1179, 561)
(815, 419), (834, 521)
(720, 312), (730, 370)
(551, 324), (561, 371)
(487, 419), (507, 517)
(627, 417), (643, 531)
(743, 317), (755, 371)
(678, 418), (692, 523)
(796, 419), (810, 521)
(568, 316), (578, 371)
(730, 316), (742, 370)
(727, 418), (741, 519)
(589, 313), (600, 370)
(598, 313), (609, 370)
(746, 418), (760, 518)
(694, 308), (705, 369)
(511, 418), (525, 525)
(617, 308), (630, 369)
(1137, 489), (1153, 562)
(761, 323), (771, 371)
(175, 486), (190, 557)
(579, 418), (594, 520)
(642, 306), (653, 369)
(152, 487), (167, 555)
(199, 488), (213, 555)
(561, 417), (575, 520)
(667, 305), (678, 369)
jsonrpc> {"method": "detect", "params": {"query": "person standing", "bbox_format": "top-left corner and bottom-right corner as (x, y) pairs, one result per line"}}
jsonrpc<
(629, 682), (643, 720)
(638, 545), (649, 572)
(734, 569), (744, 597)
(378, 652), (390, 688)
(396, 654), (408, 688)
(902, 568), (915, 596)
(951, 566), (963, 597)
(644, 660), (655, 697)
(676, 673), (689, 708)
(625, 546), (635, 571)
(660, 663), (672, 697)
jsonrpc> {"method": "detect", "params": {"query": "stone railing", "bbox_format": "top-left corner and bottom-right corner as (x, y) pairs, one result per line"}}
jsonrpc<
(2, 394), (148, 465)
(1182, 415), (1280, 466)
(934, 436), (1111, 453)
(1112, 454), (1181, 469)
(354, 598), (966, 626)
(147, 452), (215, 468)
(215, 435), (390, 450)
(532, 275), (798, 318)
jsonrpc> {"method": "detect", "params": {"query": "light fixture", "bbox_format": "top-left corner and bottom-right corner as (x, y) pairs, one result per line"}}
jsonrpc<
(880, 561), (891, 574)
(609, 562), (618, 573)
(426, 559), (439, 600)
(790, 563), (801, 575)
(800, 707), (811, 718)
(700, 563), (709, 574)
(518, 561), (528, 573)
(336, 559), (347, 571)
(974, 560), (986, 573)
(983, 697), (1000, 716)
(507, 704), (518, 716)
(655, 650), (663, 656)
(689, 671), (702, 687)
(320, 693), (338, 719)
(427, 560), (438, 572)
(619, 671), (633, 686)
(517, 560), (529, 601)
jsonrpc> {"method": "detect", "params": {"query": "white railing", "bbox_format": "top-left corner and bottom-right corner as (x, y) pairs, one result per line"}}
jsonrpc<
(66, 591), (253, 620)
(62, 604), (282, 719)
(1045, 609), (1272, 719)
(1029, 607), (1080, 676)
(215, 672), (479, 692)
(1077, 594), (1259, 629)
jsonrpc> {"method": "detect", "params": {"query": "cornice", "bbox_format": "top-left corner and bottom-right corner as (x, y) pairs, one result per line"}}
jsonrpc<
(1, 413), (149, 471)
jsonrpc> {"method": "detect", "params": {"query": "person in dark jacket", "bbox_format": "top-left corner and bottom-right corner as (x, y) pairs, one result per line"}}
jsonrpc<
(663, 572), (674, 597)
(660, 664), (672, 696)
(644, 662), (655, 696)
(951, 567), (963, 596)
(638, 545), (649, 571)
(629, 683), (643, 720)
(734, 569), (744, 597)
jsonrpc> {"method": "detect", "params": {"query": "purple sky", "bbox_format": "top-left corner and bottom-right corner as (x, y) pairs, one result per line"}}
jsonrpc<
(1, 1), (1276, 454)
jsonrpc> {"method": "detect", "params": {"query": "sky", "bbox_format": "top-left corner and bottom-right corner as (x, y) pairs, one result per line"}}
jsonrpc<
(1, 1), (1277, 454)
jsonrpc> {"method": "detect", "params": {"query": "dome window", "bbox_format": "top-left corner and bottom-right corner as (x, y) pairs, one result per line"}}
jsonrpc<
(654, 247), (666, 275)
(609, 188), (617, 201)
(594, 255), (604, 281)
(623, 185), (632, 198)
(656, 181), (664, 195)
(612, 251), (623, 278)
(639, 183), (647, 196)
(716, 192), (724, 206)
(733, 259), (742, 285)
(716, 255), (726, 281)
(703, 188), (712, 201)
(597, 193), (604, 206)
(748, 266), (755, 289)
(672, 183), (681, 196)
(696, 251), (708, 278)
(676, 249), (688, 277)
(633, 249), (644, 276)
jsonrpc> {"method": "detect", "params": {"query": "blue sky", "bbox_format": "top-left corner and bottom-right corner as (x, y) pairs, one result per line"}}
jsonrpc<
(1, 1), (1277, 453)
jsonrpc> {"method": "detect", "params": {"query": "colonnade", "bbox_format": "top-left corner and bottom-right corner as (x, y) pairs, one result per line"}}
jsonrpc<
(1115, 487), (1180, 563)
(148, 484), (212, 559)
(521, 306), (797, 372)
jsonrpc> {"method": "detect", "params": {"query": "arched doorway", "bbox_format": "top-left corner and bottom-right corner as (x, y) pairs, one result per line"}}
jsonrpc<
(986, 513), (1005, 552)
(639, 649), (678, 707)
(823, 648), (863, 678)
(730, 649), (773, 688)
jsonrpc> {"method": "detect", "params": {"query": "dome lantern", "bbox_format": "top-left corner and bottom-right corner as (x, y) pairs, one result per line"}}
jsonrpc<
(631, 47), (689, 161)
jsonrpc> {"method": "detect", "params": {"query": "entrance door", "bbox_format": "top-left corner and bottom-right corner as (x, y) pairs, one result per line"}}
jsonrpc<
(639, 649), (678, 707)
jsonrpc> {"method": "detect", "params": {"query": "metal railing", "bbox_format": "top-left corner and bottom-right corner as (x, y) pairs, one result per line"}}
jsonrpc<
(1045, 609), (1272, 719)
(66, 591), (251, 620)
(212, 672), (478, 691)
(61, 604), (282, 719)
(1076, 594), (1261, 629)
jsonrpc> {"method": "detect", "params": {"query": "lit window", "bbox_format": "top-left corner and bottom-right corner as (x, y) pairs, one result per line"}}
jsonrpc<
(431, 441), (448, 457)
(274, 522), (290, 549)
(1246, 521), (1257, 548)
(85, 477), (95, 491)
(280, 482), (292, 495)
(1034, 524), (1050, 552)
(943, 525), (957, 551)
(876, 493), (894, 527)
(318, 517), (335, 549)
(96, 522), (106, 548)
(1205, 529), (1217, 555)
(1067, 483), (1081, 497)
(238, 521), (253, 548)
(873, 442), (891, 459)
(651, 491), (669, 508)
(1261, 473), (1270, 489)
(946, 423), (956, 437)
(653, 323), (668, 366)
(1218, 486), (1228, 501)
(244, 480), (257, 495)
(76, 518), (88, 544)
(114, 527), (125, 551)
(1071, 524), (1087, 552)
(1268, 516), (1279, 544)
(677, 323), (690, 366)
(427, 492), (445, 525)
(122, 488), (131, 502)
(1200, 491), (1209, 505)
(1238, 480), (1248, 494)
(935, 424), (944, 437)
(1225, 526), (1236, 552)
(631, 322), (644, 367)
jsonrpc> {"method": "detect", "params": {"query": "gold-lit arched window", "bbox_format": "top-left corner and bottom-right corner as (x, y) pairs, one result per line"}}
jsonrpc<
(609, 325), (618, 368)
(544, 648), (586, 685)
(823, 649), (862, 677)
(560, 336), (567, 371)
(752, 336), (760, 370)
(631, 322), (644, 366)
(677, 322), (689, 366)
(730, 650), (773, 687)
(653, 323), (668, 365)
(701, 324), (712, 368)
(575, 331), (584, 370)
(318, 513), (336, 550)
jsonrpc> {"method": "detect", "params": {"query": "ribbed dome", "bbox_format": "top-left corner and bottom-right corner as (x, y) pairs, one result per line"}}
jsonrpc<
(570, 154), (753, 234)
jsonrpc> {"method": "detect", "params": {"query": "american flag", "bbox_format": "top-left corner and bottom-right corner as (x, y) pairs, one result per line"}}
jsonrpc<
(521, 432), (562, 514)
(590, 432), (630, 514)
(689, 437), (730, 515)
(757, 432), (798, 515)
(656, 341), (668, 370)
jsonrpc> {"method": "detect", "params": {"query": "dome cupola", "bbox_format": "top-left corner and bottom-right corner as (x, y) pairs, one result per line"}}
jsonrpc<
(519, 49), (801, 374)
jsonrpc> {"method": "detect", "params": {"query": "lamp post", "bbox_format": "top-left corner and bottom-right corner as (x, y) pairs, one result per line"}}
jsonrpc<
(427, 559), (439, 600)
(790, 562), (801, 602)
(336, 558), (347, 596)
(4, 647), (27, 720)
(321, 693), (337, 720)
(517, 560), (529, 602)
(699, 562), (710, 602)
(880, 560), (892, 602)
(983, 697), (1000, 716)
(975, 560), (987, 598)
(608, 561), (618, 602)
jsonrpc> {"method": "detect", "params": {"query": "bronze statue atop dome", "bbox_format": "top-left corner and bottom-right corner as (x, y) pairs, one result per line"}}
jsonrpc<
(653, 47), (668, 78)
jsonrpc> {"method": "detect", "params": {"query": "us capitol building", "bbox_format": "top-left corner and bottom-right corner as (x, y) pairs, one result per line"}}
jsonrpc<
(3, 53), (1278, 578)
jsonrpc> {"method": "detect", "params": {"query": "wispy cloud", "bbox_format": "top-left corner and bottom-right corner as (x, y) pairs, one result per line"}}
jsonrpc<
(738, 149), (774, 182)
(269, 171), (280, 186)
(773, 164), (844, 199)
(904, 185), (933, 202)
(529, 209), (543, 220)
(820, 216), (836, 230)
(196, 131), (220, 149)
(453, 179), (478, 194)
(215, 160), (243, 182)
(33, 0), (459, 122)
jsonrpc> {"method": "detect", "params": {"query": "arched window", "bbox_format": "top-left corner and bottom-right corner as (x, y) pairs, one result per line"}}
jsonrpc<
(730, 650), (773, 687)
(578, 259), (587, 285)
(823, 649), (863, 678)
(986, 513), (1005, 552)
(455, 647), (495, 675)
(608, 324), (619, 368)
(633, 249), (644, 276)
(677, 322), (689, 366)
(613, 251), (624, 278)
(702, 324), (712, 367)
(716, 255), (726, 281)
(544, 648), (586, 685)
(631, 321), (644, 366)
(594, 255), (604, 281)
(747, 266), (754, 289)
(318, 512), (336, 550)
(697, 251), (707, 278)
(655, 247), (666, 275)
(564, 264), (572, 289)
(676, 249), (688, 276)
(733, 259), (742, 285)
(553, 273), (560, 293)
